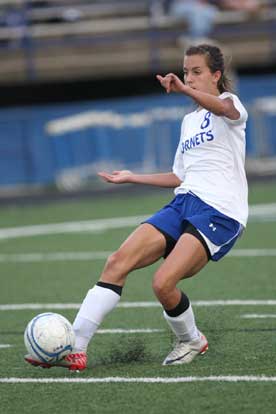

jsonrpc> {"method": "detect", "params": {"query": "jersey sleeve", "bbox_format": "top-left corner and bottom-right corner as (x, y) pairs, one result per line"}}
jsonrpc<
(219, 92), (248, 125)
(172, 119), (185, 182)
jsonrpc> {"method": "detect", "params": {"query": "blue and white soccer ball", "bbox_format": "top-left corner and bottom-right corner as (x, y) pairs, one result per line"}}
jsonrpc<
(24, 312), (75, 363)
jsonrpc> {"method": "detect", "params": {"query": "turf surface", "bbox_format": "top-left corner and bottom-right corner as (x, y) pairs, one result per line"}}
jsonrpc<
(0, 181), (276, 414)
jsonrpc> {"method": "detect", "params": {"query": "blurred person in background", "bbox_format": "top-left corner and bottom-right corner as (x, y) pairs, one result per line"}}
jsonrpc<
(169, 0), (218, 40)
(218, 0), (261, 12)
(25, 43), (248, 371)
(213, 0), (263, 17)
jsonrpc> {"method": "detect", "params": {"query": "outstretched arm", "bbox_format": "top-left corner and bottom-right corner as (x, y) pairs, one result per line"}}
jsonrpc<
(156, 73), (240, 120)
(98, 170), (181, 188)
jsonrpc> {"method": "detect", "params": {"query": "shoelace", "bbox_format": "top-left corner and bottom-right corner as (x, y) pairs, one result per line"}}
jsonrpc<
(66, 353), (84, 362)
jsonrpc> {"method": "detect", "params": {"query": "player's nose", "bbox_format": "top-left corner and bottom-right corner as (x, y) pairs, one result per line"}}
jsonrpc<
(185, 74), (194, 86)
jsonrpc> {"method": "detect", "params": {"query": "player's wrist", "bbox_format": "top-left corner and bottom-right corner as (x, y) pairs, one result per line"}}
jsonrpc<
(129, 174), (140, 184)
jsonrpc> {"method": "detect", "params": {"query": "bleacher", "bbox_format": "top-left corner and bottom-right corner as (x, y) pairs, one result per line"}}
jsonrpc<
(0, 0), (275, 83)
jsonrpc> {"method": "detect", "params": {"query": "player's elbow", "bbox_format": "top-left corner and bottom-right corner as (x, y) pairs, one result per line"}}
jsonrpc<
(172, 173), (182, 187)
(219, 100), (240, 120)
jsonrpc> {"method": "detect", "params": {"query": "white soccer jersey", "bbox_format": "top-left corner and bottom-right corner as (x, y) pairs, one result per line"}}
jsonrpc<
(173, 92), (248, 226)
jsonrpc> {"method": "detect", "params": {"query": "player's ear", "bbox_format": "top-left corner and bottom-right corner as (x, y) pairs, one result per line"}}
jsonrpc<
(213, 70), (221, 85)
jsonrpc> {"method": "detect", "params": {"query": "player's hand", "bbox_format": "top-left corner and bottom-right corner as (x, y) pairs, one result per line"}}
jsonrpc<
(156, 73), (185, 94)
(98, 170), (134, 184)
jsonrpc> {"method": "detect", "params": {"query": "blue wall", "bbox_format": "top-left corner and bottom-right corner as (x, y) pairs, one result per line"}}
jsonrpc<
(0, 75), (276, 187)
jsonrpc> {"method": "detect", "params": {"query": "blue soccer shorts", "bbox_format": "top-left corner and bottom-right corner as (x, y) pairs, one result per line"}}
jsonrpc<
(144, 192), (244, 261)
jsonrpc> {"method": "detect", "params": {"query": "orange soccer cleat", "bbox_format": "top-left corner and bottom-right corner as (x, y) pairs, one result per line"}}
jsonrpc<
(24, 352), (87, 371)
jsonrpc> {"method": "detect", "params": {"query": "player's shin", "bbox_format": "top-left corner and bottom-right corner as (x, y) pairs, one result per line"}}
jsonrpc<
(163, 291), (199, 341)
(73, 282), (122, 352)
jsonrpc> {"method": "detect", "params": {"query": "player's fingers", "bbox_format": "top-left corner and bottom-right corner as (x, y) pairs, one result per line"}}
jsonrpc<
(157, 75), (170, 91)
(98, 176), (110, 183)
(98, 172), (112, 180)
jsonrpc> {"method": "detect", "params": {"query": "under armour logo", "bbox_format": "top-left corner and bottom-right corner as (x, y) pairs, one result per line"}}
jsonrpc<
(209, 223), (217, 232)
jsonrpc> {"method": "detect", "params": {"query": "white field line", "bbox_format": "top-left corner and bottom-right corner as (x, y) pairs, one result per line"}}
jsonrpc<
(1, 376), (276, 383)
(0, 248), (276, 263)
(249, 203), (276, 219)
(0, 203), (275, 241)
(241, 314), (276, 319)
(228, 249), (276, 257)
(1, 300), (276, 311)
(0, 215), (149, 240)
(0, 344), (12, 348)
(97, 329), (164, 334)
(0, 251), (113, 262)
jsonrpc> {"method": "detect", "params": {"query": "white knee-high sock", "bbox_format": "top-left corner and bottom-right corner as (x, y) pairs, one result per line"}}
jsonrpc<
(163, 304), (200, 342)
(73, 284), (121, 352)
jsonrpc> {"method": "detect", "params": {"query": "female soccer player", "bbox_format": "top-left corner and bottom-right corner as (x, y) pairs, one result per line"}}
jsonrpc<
(25, 44), (248, 371)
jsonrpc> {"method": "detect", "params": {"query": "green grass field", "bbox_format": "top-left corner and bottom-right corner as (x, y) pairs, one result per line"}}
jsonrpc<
(0, 181), (276, 414)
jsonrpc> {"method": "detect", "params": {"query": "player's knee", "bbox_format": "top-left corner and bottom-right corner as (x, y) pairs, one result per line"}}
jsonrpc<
(152, 272), (173, 301)
(103, 250), (129, 281)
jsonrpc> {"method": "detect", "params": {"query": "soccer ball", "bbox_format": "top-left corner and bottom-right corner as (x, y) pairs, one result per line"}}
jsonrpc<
(24, 312), (75, 363)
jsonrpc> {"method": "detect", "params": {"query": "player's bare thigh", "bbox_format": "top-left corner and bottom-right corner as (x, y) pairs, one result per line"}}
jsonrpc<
(100, 223), (166, 285)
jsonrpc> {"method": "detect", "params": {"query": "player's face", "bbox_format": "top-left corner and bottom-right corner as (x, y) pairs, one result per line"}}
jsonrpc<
(183, 54), (221, 95)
